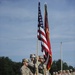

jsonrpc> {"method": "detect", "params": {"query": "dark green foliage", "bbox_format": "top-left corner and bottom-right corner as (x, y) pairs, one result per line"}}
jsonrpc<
(51, 60), (58, 72)
(0, 57), (21, 75)
(63, 62), (68, 70)
(50, 59), (74, 75)
(0, 57), (74, 75)
(68, 65), (74, 71)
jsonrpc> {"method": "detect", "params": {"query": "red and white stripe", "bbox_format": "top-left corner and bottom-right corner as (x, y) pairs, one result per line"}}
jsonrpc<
(37, 2), (52, 70)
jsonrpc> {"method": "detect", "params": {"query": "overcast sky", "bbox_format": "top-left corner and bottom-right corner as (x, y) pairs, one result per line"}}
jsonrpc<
(0, 0), (75, 67)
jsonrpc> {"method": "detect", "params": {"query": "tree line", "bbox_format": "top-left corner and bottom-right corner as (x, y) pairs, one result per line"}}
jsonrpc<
(50, 60), (75, 75)
(0, 56), (74, 75)
(0, 57), (21, 75)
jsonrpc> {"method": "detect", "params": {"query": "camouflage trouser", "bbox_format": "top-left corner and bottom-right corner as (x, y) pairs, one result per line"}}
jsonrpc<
(38, 73), (43, 75)
(46, 71), (51, 75)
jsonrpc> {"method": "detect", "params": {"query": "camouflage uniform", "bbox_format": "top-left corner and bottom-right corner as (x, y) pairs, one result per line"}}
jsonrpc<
(20, 65), (33, 75)
(28, 54), (37, 75)
(72, 71), (75, 75)
(38, 55), (47, 75)
(53, 72), (55, 75)
(20, 58), (33, 75)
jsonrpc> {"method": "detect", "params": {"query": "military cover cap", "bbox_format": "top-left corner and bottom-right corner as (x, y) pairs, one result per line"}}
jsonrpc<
(22, 58), (28, 63)
(30, 54), (36, 58)
(70, 69), (72, 72)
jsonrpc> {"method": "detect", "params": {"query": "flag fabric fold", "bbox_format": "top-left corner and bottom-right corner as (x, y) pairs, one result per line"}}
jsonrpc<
(37, 2), (44, 40)
(37, 2), (52, 70)
(44, 4), (52, 70)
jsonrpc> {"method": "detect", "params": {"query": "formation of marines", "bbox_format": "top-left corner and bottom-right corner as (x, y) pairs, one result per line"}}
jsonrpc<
(20, 54), (50, 75)
(20, 54), (75, 75)
(53, 69), (75, 75)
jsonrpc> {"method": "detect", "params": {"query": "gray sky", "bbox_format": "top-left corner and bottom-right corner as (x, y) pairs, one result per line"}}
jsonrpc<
(0, 0), (75, 67)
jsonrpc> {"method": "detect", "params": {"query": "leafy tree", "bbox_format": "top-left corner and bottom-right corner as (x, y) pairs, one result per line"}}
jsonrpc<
(56, 59), (64, 71)
(51, 60), (58, 71)
(63, 62), (68, 70)
(50, 59), (75, 75)
(0, 56), (74, 75)
(50, 60), (58, 75)
(68, 65), (74, 71)
(0, 57), (21, 75)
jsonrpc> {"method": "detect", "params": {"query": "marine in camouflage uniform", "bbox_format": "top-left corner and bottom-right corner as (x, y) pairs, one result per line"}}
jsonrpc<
(20, 58), (33, 75)
(38, 55), (46, 75)
(28, 54), (37, 75)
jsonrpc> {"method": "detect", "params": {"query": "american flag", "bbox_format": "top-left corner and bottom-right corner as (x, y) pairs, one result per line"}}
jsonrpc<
(37, 2), (52, 70)
(37, 2), (44, 40)
(37, 2), (48, 53)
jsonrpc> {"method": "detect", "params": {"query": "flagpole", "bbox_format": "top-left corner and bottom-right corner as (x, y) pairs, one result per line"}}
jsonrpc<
(60, 42), (63, 72)
(36, 1), (40, 75)
(36, 38), (39, 75)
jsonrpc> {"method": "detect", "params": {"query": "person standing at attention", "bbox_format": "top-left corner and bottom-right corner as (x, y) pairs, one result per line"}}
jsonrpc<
(20, 58), (33, 75)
